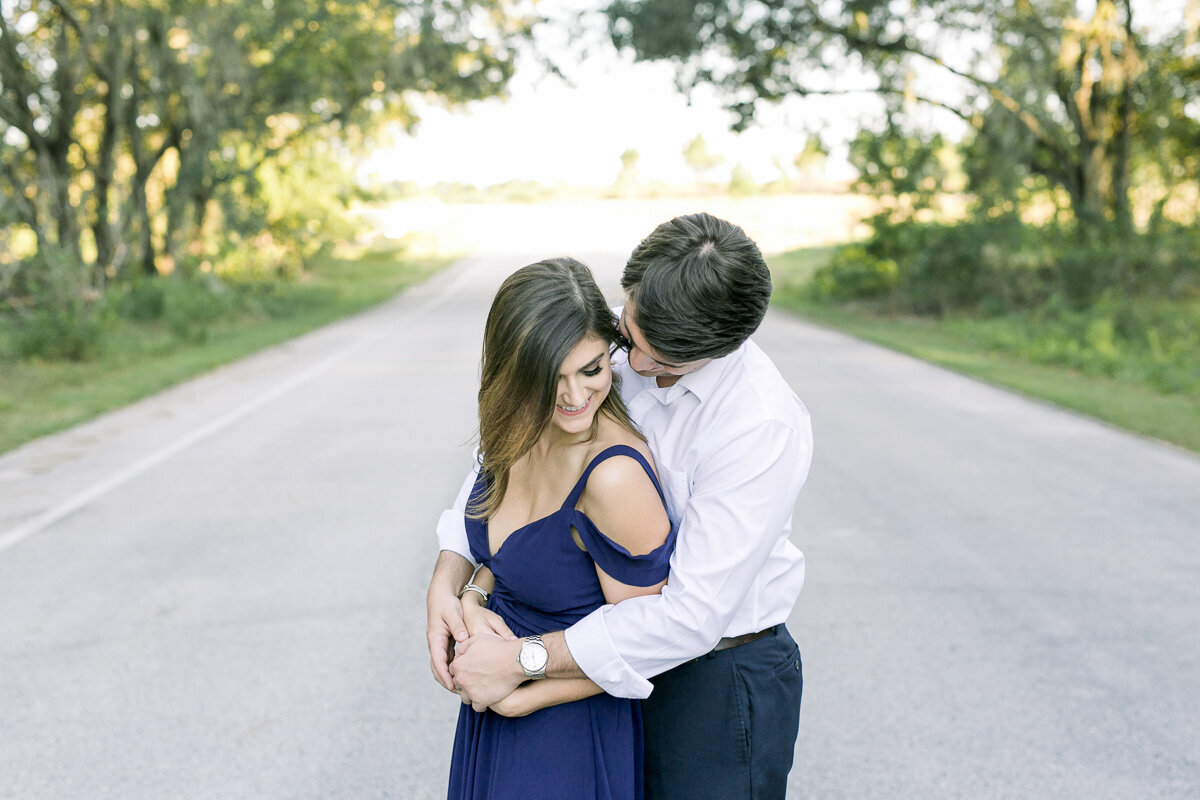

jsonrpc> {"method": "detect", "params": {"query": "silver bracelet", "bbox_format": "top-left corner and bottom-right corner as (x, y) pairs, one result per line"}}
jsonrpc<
(459, 582), (489, 604)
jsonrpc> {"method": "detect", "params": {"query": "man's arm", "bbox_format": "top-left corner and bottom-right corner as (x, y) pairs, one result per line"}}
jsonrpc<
(449, 629), (584, 711)
(426, 550), (474, 692)
(448, 422), (810, 704)
(435, 461), (479, 561)
(448, 451), (672, 710)
(426, 462), (482, 691)
(567, 418), (812, 698)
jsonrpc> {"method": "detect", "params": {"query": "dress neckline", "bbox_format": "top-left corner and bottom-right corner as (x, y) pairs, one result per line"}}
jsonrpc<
(482, 444), (657, 559)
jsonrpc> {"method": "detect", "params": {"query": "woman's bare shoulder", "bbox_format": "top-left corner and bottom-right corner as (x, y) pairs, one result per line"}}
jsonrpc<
(579, 418), (668, 555)
(589, 414), (655, 466)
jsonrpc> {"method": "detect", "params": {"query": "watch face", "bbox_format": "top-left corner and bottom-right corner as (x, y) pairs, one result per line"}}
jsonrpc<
(520, 641), (547, 672)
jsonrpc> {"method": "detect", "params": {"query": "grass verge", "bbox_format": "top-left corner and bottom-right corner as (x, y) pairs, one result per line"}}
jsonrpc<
(0, 245), (448, 455)
(769, 247), (1200, 454)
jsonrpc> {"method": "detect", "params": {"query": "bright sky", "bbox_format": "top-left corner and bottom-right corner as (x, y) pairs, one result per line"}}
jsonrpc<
(360, 0), (1193, 189)
(362, 3), (870, 188)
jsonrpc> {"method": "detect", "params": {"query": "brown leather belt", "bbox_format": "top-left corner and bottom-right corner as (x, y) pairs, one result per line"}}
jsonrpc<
(711, 624), (779, 653)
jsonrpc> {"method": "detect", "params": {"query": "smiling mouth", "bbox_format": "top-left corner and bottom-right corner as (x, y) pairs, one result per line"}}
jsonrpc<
(557, 395), (592, 416)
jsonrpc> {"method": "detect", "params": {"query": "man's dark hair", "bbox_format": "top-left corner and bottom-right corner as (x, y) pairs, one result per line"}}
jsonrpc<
(620, 212), (772, 362)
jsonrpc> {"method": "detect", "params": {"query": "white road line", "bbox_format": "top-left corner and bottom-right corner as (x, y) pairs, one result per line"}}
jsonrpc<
(0, 258), (490, 556)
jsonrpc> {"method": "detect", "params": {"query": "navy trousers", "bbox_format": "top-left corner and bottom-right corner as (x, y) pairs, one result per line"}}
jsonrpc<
(641, 625), (803, 800)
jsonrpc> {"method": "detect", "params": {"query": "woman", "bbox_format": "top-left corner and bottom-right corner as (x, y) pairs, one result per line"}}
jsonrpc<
(446, 257), (675, 800)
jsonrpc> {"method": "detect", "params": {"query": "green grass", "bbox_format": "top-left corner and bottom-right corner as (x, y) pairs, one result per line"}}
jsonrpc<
(0, 245), (447, 455)
(769, 247), (1200, 454)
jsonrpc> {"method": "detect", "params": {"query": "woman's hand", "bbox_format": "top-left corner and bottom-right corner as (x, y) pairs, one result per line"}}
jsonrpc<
(462, 600), (517, 641)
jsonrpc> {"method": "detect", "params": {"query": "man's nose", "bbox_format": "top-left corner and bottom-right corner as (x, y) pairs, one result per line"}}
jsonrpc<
(628, 347), (657, 372)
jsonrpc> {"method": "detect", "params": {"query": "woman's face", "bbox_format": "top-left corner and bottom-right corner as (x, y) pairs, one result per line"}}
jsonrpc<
(550, 333), (612, 437)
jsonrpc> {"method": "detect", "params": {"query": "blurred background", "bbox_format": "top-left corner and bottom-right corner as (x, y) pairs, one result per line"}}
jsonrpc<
(1, 0), (1197, 454)
(3, 4), (1200, 799)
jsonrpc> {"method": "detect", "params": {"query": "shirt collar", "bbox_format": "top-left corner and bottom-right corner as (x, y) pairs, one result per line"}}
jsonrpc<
(618, 343), (738, 406)
(671, 344), (738, 403)
(610, 304), (740, 405)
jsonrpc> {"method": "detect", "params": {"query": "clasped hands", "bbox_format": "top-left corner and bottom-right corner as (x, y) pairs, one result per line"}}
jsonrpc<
(428, 594), (531, 715)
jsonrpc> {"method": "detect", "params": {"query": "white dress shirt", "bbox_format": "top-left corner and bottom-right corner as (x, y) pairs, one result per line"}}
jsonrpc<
(436, 334), (813, 699)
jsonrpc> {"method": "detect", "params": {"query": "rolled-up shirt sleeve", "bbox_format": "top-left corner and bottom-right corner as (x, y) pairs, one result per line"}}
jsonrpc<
(565, 417), (812, 698)
(435, 461), (480, 565)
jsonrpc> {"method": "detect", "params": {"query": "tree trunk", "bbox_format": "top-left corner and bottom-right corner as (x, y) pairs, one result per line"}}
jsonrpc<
(93, 77), (121, 281)
(50, 21), (83, 265)
(132, 173), (156, 276)
(1111, 0), (1135, 234)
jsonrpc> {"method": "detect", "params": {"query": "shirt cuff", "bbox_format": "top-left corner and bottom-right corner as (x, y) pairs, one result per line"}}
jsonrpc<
(565, 606), (655, 700)
(435, 508), (474, 564)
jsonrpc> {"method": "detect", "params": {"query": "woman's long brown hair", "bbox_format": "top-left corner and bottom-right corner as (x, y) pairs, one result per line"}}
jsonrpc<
(469, 257), (640, 519)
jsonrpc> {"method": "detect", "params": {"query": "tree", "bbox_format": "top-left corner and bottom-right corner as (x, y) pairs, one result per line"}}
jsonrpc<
(605, 0), (1198, 234)
(793, 136), (827, 187)
(616, 147), (640, 194)
(682, 134), (721, 185)
(0, 0), (529, 294)
(728, 162), (756, 195)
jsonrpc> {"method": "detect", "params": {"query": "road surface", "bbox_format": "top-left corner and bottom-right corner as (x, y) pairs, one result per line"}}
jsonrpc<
(2, 222), (1198, 799)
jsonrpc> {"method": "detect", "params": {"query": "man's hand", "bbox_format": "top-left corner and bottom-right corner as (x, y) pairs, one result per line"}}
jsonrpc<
(448, 631), (524, 712)
(426, 552), (474, 693)
(427, 593), (466, 692)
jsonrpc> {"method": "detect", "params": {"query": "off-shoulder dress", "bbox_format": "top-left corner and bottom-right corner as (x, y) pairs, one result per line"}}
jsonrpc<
(446, 445), (676, 800)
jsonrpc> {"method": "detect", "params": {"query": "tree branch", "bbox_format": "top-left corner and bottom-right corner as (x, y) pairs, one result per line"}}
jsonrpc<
(0, 157), (43, 231)
(45, 0), (111, 80)
(0, 14), (43, 140)
(802, 1), (1075, 168)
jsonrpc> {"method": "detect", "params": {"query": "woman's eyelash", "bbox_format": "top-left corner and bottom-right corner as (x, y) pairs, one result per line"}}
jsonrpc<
(582, 366), (603, 377)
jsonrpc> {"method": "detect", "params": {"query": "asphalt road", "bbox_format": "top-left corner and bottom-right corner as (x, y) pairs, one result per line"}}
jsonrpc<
(2, 240), (1198, 799)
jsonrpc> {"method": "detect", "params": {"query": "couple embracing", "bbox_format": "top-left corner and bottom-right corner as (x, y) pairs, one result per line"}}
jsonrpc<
(426, 213), (813, 800)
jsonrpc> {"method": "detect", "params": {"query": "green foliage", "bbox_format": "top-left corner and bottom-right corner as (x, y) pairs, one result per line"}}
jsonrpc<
(13, 303), (112, 362)
(0, 0), (529, 341)
(822, 215), (1199, 317)
(605, 0), (1198, 233)
(160, 276), (236, 343)
(772, 278), (1200, 452)
(7, 249), (113, 361)
(0, 245), (446, 454)
(728, 164), (758, 196)
(778, 233), (1200, 402)
(682, 135), (722, 183)
(849, 125), (951, 207)
(120, 279), (167, 322)
(808, 245), (899, 302)
(793, 137), (829, 187)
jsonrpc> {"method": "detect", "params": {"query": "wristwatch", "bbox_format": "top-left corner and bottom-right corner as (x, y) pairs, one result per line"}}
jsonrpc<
(518, 635), (548, 679)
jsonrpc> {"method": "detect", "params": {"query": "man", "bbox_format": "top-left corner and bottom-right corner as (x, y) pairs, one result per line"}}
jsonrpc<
(427, 212), (813, 798)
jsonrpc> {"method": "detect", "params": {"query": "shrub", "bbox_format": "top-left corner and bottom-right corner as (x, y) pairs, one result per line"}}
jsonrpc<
(9, 248), (113, 361)
(809, 244), (899, 301)
(120, 277), (167, 321)
(14, 301), (112, 361)
(162, 275), (235, 342)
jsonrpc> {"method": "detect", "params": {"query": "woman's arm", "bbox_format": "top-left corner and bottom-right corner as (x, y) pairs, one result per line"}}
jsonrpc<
(486, 451), (673, 716)
(459, 566), (515, 640)
(490, 678), (603, 718)
(459, 568), (602, 713)
(578, 452), (672, 604)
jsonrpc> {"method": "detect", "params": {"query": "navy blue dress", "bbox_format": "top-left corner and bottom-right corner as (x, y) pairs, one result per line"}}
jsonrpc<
(447, 445), (676, 800)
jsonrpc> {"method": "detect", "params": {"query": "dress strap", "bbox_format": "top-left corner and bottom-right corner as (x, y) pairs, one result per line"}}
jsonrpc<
(563, 444), (665, 509)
